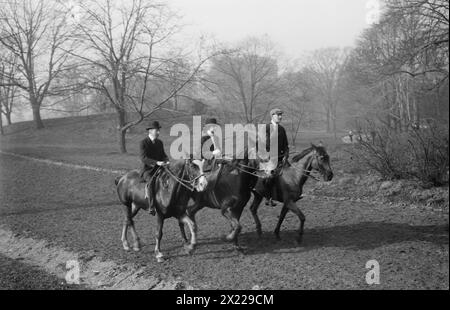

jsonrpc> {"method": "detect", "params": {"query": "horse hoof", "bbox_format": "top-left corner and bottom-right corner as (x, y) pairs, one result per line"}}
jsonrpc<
(133, 246), (141, 252)
(156, 256), (165, 263)
(184, 245), (195, 255)
(123, 244), (131, 251)
(274, 233), (281, 241)
(225, 234), (235, 242)
(296, 236), (303, 245)
(234, 246), (247, 253)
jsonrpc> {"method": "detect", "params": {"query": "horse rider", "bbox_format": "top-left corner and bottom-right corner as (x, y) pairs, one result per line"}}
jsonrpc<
(140, 121), (170, 216)
(259, 108), (290, 206)
(348, 130), (354, 143)
(201, 118), (222, 172)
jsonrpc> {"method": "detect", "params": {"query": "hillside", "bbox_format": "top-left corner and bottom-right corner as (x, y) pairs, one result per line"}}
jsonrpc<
(0, 112), (345, 171)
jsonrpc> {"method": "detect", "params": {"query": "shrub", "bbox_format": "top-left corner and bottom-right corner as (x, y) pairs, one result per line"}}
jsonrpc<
(350, 121), (449, 186)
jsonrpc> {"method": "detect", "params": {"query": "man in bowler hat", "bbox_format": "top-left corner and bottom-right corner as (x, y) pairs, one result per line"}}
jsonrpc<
(140, 121), (170, 216)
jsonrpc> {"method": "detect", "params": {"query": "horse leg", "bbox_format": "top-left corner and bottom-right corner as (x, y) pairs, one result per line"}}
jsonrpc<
(285, 201), (306, 244)
(229, 195), (250, 245)
(274, 205), (289, 241)
(181, 214), (198, 255)
(121, 204), (132, 251)
(221, 203), (239, 243)
(126, 203), (142, 252)
(222, 203), (244, 247)
(154, 215), (165, 263)
(249, 193), (264, 237)
(178, 221), (188, 244)
(187, 199), (204, 218)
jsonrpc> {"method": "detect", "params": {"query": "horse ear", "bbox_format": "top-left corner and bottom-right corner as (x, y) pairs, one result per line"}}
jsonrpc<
(311, 143), (317, 149)
(182, 151), (194, 161)
(318, 141), (324, 147)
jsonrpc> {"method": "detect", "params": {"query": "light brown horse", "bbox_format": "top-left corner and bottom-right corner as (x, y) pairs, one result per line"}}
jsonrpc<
(115, 159), (207, 263)
(250, 144), (334, 243)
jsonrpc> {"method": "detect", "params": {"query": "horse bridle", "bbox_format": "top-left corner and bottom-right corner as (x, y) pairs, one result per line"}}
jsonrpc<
(163, 161), (205, 192)
(297, 152), (323, 182)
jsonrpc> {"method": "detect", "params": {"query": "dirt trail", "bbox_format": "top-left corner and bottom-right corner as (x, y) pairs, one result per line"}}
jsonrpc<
(0, 153), (448, 290)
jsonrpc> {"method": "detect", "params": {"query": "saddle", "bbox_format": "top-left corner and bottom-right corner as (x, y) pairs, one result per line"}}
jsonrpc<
(143, 167), (163, 210)
(254, 159), (290, 201)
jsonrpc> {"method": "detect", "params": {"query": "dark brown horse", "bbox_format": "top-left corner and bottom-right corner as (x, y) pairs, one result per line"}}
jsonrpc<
(115, 159), (207, 263)
(184, 150), (261, 247)
(250, 144), (334, 243)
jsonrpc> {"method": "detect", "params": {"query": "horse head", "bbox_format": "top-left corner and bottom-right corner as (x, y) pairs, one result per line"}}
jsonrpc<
(309, 143), (334, 182)
(186, 158), (208, 192)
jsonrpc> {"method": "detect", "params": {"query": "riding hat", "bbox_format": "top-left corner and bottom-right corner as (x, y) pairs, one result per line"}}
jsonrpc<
(204, 118), (220, 126)
(270, 108), (283, 116)
(146, 121), (162, 130)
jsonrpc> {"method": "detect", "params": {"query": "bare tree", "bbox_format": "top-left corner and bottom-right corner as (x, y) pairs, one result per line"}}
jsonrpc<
(0, 50), (19, 128)
(386, 0), (449, 81)
(207, 36), (280, 124)
(279, 70), (313, 146)
(305, 47), (350, 135)
(72, 0), (215, 153)
(341, 0), (449, 131)
(0, 0), (76, 129)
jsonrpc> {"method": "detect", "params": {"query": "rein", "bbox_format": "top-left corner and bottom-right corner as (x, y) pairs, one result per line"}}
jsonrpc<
(235, 165), (265, 178)
(163, 163), (205, 192)
(291, 153), (322, 182)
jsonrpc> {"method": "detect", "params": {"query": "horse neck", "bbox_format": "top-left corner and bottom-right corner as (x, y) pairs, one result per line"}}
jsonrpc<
(167, 160), (185, 177)
(163, 161), (189, 205)
(293, 151), (314, 187)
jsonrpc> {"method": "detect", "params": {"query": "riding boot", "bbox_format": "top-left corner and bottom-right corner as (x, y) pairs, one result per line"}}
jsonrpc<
(146, 182), (156, 216)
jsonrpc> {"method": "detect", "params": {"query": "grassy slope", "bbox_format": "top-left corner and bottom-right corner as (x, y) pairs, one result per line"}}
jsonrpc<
(0, 112), (349, 171)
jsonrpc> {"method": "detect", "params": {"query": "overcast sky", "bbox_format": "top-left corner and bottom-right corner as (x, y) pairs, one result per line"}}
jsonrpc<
(167, 0), (372, 57)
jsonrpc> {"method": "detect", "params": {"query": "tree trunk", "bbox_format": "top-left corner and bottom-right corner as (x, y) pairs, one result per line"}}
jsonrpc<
(117, 108), (127, 153)
(32, 104), (44, 129)
(173, 96), (178, 111)
(326, 110), (331, 133)
(0, 114), (4, 136)
(6, 113), (12, 125)
(118, 129), (127, 154)
(333, 118), (337, 139)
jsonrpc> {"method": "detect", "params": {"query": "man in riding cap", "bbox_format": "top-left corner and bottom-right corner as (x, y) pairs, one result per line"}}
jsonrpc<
(201, 118), (222, 171)
(140, 121), (170, 216)
(261, 108), (290, 206)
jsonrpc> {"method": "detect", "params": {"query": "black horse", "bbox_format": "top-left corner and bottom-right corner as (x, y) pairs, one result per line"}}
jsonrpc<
(250, 144), (334, 243)
(115, 159), (207, 263)
(184, 149), (261, 247)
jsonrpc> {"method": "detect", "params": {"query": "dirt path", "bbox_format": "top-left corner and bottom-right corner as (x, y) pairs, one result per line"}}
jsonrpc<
(0, 153), (448, 290)
(0, 254), (84, 290)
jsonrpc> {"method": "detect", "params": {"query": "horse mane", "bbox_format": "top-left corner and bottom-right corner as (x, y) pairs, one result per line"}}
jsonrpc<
(292, 145), (328, 163)
(168, 159), (185, 171)
(292, 147), (314, 163)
